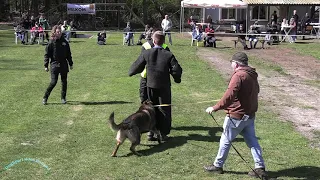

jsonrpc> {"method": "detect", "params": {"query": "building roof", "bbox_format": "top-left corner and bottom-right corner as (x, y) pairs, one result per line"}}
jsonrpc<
(244, 0), (320, 5)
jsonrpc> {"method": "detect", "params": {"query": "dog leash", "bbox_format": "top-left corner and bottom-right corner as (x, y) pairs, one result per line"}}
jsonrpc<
(209, 114), (265, 180)
(153, 99), (221, 107)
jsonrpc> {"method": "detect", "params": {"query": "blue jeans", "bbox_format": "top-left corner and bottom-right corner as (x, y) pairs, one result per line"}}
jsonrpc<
(193, 34), (202, 41)
(213, 116), (265, 169)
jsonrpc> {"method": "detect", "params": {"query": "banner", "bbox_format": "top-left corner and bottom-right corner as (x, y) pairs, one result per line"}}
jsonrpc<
(67, 4), (95, 14)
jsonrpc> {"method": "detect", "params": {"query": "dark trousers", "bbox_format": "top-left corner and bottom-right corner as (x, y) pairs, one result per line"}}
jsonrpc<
(139, 77), (148, 103)
(44, 31), (49, 41)
(43, 68), (68, 100)
(147, 86), (172, 136)
(204, 36), (216, 48)
(138, 34), (145, 42)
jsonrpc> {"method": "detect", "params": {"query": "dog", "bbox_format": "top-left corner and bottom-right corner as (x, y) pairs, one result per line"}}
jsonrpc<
(108, 100), (161, 157)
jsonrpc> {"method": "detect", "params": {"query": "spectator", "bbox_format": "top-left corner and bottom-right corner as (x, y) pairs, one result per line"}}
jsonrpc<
(123, 22), (133, 46)
(21, 16), (30, 43)
(204, 24), (216, 48)
(292, 10), (299, 38)
(293, 10), (299, 27)
(137, 24), (151, 45)
(30, 22), (44, 44)
(188, 16), (196, 30)
(30, 16), (36, 27)
(280, 18), (287, 42)
(205, 15), (212, 24)
(14, 24), (26, 44)
(289, 17), (296, 43)
(39, 14), (50, 42)
(192, 25), (202, 42)
(204, 52), (268, 179)
(69, 21), (77, 38)
(301, 13), (310, 39)
(270, 11), (278, 24)
(97, 30), (107, 45)
(61, 20), (71, 42)
(248, 25), (260, 49)
(161, 15), (173, 45)
(238, 24), (249, 50)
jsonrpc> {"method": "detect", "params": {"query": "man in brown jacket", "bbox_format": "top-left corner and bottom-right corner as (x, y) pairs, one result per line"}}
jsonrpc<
(204, 52), (267, 178)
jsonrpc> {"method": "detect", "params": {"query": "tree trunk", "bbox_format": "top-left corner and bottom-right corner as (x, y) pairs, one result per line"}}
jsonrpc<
(142, 0), (148, 23)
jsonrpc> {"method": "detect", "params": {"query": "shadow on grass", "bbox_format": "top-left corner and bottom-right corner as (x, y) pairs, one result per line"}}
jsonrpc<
(215, 46), (232, 49)
(131, 126), (246, 156)
(226, 166), (320, 180)
(294, 42), (313, 44)
(66, 101), (133, 105)
(70, 40), (86, 43)
(269, 166), (320, 180)
(172, 126), (247, 142)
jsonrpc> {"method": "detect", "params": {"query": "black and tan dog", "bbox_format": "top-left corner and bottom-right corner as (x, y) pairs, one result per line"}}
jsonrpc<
(108, 100), (161, 157)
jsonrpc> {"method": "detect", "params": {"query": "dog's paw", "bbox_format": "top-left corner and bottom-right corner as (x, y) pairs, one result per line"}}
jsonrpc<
(111, 154), (117, 157)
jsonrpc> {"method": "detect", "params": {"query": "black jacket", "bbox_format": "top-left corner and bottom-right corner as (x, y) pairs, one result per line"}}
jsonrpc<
(129, 47), (182, 89)
(97, 32), (106, 42)
(44, 37), (73, 72)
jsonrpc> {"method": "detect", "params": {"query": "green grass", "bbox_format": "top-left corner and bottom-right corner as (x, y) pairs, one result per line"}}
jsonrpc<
(286, 41), (320, 60)
(0, 31), (320, 180)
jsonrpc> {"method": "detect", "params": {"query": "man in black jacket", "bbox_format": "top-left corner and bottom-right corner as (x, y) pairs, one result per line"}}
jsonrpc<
(42, 25), (73, 105)
(129, 31), (182, 140)
(139, 30), (170, 103)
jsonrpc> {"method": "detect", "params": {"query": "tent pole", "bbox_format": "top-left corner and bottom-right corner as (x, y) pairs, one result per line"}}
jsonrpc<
(182, 6), (184, 35)
(180, 5), (182, 33)
(203, 8), (206, 22)
(246, 6), (248, 37)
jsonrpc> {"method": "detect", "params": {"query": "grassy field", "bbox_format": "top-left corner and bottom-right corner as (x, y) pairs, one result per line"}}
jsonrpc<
(0, 30), (320, 180)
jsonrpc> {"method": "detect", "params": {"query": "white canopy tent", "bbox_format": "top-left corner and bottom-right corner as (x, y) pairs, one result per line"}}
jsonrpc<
(180, 0), (248, 32)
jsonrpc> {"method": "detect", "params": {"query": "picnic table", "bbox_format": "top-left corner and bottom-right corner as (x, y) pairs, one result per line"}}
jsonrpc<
(280, 25), (294, 43)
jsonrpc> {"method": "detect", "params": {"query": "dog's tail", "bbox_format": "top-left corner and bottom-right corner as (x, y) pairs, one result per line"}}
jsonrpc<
(108, 112), (120, 131)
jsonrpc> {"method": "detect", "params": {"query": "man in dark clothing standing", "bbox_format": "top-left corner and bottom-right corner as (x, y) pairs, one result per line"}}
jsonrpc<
(293, 10), (299, 36)
(42, 25), (73, 105)
(271, 11), (278, 24)
(129, 31), (182, 140)
(204, 52), (267, 179)
(301, 13), (310, 39)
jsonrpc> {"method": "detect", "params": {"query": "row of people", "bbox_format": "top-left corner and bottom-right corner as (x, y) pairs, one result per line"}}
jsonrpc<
(15, 22), (45, 44)
(191, 24), (217, 48)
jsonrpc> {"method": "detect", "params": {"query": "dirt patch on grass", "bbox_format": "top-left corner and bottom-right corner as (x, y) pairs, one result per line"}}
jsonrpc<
(197, 45), (320, 143)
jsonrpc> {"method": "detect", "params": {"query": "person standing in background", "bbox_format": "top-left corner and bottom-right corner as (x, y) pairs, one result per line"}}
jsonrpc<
(39, 14), (50, 42)
(161, 15), (173, 45)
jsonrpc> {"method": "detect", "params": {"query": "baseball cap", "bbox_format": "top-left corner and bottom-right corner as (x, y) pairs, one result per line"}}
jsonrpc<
(230, 52), (248, 65)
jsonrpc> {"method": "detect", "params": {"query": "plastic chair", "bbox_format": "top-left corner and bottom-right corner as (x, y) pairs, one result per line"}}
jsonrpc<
(37, 32), (44, 44)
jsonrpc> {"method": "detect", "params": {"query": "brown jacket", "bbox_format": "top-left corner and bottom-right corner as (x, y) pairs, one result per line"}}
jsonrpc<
(213, 66), (260, 119)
